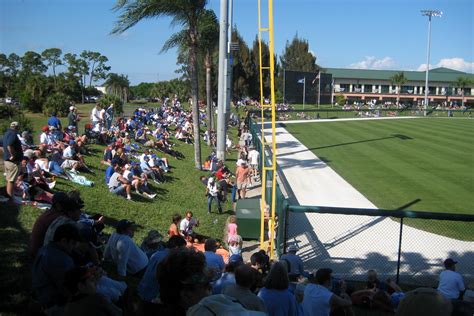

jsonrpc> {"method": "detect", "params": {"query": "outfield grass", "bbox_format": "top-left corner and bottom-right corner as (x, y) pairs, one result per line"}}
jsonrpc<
(284, 118), (474, 240)
(0, 103), (239, 313)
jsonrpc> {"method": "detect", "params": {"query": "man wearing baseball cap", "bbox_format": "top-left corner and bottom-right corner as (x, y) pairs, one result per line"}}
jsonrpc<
(2, 121), (23, 203)
(437, 258), (466, 300)
(280, 244), (310, 278)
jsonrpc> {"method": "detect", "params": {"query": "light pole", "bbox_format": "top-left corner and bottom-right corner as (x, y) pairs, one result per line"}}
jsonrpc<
(421, 9), (442, 116)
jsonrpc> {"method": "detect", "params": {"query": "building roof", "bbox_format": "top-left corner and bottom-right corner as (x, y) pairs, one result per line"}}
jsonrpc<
(324, 67), (474, 83)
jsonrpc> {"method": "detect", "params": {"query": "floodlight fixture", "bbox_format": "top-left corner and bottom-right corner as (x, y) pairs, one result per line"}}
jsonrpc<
(421, 9), (442, 115)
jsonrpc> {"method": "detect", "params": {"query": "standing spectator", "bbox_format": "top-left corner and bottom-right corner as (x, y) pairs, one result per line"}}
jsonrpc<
(204, 238), (225, 277)
(179, 211), (200, 238)
(248, 146), (260, 177)
(105, 103), (114, 130)
(103, 219), (148, 278)
(206, 177), (222, 214)
(235, 161), (251, 199)
(224, 215), (238, 243)
(2, 121), (23, 203)
(280, 244), (310, 278)
(437, 258), (466, 300)
(258, 261), (298, 316)
(302, 268), (353, 316)
(223, 264), (267, 313)
(67, 106), (79, 130)
(47, 111), (62, 130)
(91, 104), (101, 129)
(31, 224), (82, 310)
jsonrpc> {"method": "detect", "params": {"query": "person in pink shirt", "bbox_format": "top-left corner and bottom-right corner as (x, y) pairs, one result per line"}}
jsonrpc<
(224, 215), (238, 244)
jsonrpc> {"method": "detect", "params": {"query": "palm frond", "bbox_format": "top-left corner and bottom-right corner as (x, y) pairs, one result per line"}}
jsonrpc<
(161, 30), (188, 53)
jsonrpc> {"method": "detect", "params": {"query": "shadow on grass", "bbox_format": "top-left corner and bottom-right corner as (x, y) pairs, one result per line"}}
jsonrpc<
(0, 203), (31, 314)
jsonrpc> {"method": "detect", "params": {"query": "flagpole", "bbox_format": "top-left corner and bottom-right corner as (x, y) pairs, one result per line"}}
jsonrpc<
(303, 77), (306, 110)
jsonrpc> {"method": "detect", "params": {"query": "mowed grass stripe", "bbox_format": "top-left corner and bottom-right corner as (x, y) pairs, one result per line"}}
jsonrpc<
(285, 119), (474, 240)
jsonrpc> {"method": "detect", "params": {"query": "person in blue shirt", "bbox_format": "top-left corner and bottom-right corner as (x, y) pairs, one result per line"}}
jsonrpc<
(258, 261), (298, 316)
(138, 236), (186, 304)
(280, 244), (310, 278)
(47, 111), (62, 130)
(204, 239), (225, 278)
(105, 159), (120, 184)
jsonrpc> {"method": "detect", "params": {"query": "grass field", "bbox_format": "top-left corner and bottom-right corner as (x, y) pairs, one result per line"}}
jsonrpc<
(0, 103), (238, 313)
(284, 118), (474, 240)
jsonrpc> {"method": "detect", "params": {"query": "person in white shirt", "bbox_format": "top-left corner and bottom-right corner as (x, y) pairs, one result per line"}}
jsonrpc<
(248, 147), (260, 177)
(179, 211), (199, 238)
(104, 219), (148, 278)
(206, 177), (223, 214)
(302, 268), (353, 316)
(90, 104), (101, 128)
(437, 258), (466, 300)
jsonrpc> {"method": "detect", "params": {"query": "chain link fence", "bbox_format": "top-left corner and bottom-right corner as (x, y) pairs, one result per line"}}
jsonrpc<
(247, 114), (474, 288)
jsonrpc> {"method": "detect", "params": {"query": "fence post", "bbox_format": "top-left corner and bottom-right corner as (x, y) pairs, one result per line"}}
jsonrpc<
(396, 217), (404, 284)
(283, 201), (289, 254)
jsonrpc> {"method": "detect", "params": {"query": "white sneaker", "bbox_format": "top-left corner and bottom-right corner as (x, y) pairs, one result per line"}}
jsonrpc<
(148, 193), (157, 199)
(126, 196), (132, 200)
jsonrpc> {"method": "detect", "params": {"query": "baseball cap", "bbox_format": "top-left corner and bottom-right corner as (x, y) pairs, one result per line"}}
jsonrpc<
(23, 149), (35, 159)
(52, 191), (69, 205)
(21, 131), (30, 137)
(287, 244), (299, 252)
(116, 219), (137, 233)
(229, 254), (244, 264)
(69, 140), (76, 145)
(10, 121), (19, 128)
(69, 106), (75, 111)
(444, 258), (457, 268)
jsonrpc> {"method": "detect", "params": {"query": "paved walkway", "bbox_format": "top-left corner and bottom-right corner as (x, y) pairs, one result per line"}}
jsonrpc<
(263, 117), (473, 286)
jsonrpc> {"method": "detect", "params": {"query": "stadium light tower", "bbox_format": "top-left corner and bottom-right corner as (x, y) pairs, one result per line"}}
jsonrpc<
(421, 9), (442, 116)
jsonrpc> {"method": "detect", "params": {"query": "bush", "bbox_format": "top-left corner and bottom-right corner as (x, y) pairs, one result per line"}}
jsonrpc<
(335, 95), (346, 106)
(43, 92), (70, 116)
(98, 94), (123, 115)
(0, 104), (33, 133)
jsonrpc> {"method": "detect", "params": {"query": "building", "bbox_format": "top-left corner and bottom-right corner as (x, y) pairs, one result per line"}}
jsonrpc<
(324, 67), (474, 106)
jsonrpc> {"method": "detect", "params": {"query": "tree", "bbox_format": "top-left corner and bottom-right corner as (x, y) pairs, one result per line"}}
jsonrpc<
(231, 28), (254, 100)
(454, 76), (473, 107)
(41, 48), (63, 90)
(43, 92), (70, 116)
(279, 34), (319, 72)
(104, 73), (130, 104)
(251, 36), (270, 100)
(21, 51), (47, 74)
(390, 72), (407, 105)
(64, 53), (89, 104)
(80, 51), (111, 87)
(112, 0), (208, 169)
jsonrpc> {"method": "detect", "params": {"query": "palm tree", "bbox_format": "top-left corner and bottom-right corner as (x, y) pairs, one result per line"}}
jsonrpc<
(454, 76), (473, 107)
(390, 72), (407, 105)
(112, 0), (207, 169)
(104, 73), (130, 104)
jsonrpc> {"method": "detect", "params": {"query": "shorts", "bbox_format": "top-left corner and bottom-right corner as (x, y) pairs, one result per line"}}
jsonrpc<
(237, 182), (248, 190)
(61, 159), (78, 169)
(110, 186), (126, 196)
(4, 160), (20, 182)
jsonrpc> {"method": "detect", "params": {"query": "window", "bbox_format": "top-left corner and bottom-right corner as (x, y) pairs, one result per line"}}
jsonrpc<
(339, 84), (350, 92)
(364, 84), (373, 93)
(381, 85), (390, 93)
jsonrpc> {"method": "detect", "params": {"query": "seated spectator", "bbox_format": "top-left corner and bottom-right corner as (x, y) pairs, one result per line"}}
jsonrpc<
(140, 230), (164, 257)
(102, 143), (115, 166)
(29, 192), (79, 257)
(179, 211), (200, 238)
(168, 213), (183, 237)
(223, 263), (267, 312)
(204, 238), (225, 277)
(212, 255), (243, 295)
(367, 269), (386, 291)
(63, 266), (122, 316)
(105, 158), (120, 185)
(138, 235), (186, 304)
(437, 258), (466, 300)
(396, 287), (452, 316)
(107, 163), (132, 200)
(302, 268), (353, 316)
(279, 244), (310, 278)
(258, 261), (298, 316)
(103, 219), (148, 278)
(156, 248), (211, 314)
(31, 224), (82, 310)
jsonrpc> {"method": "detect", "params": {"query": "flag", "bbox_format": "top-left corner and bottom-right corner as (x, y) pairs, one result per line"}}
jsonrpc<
(297, 78), (305, 84)
(312, 72), (321, 85)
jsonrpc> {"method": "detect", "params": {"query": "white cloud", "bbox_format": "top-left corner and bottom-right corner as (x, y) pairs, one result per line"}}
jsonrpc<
(349, 56), (396, 70)
(417, 58), (473, 73)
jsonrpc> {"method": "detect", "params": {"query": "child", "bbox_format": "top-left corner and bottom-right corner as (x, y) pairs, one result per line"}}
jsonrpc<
(224, 215), (238, 244)
(228, 234), (242, 256)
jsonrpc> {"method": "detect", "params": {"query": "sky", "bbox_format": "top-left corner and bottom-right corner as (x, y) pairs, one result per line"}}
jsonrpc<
(1, 0), (473, 85)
